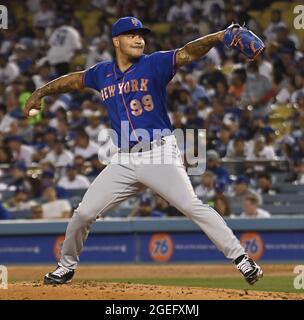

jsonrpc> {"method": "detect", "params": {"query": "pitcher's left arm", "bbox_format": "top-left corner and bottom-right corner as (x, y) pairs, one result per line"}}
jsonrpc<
(176, 31), (224, 68)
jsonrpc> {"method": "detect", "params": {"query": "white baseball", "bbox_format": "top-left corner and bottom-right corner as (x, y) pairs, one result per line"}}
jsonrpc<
(29, 109), (39, 116)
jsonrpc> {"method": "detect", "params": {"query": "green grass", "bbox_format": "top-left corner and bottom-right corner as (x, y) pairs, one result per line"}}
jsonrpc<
(94, 276), (304, 294)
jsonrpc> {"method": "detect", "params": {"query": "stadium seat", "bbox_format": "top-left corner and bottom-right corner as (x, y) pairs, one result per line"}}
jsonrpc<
(263, 193), (304, 204)
(262, 204), (304, 215)
(275, 183), (304, 193)
(9, 209), (32, 219)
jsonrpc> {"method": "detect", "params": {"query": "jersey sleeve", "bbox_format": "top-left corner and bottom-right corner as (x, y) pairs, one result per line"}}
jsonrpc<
(149, 50), (178, 86)
(83, 63), (102, 91)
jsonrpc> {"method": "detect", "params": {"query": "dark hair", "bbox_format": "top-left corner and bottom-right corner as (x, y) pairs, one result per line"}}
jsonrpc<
(257, 172), (271, 181)
(0, 103), (7, 113)
(215, 194), (231, 217)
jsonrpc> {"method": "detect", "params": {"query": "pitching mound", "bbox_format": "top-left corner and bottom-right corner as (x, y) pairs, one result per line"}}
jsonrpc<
(1, 264), (304, 300)
(1, 281), (303, 300)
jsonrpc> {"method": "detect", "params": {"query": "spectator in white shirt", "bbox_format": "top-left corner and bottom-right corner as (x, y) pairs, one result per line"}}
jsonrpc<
(74, 129), (100, 160)
(58, 164), (90, 190)
(41, 186), (72, 219)
(85, 36), (112, 69)
(239, 195), (271, 219)
(47, 17), (82, 75)
(166, 0), (193, 23)
(0, 54), (20, 85)
(194, 171), (216, 203)
(6, 135), (34, 166)
(43, 138), (74, 166)
(33, 1), (55, 28)
(0, 103), (14, 133)
(294, 160), (304, 185)
(85, 112), (106, 142)
(263, 9), (287, 42)
(246, 135), (277, 161)
(32, 62), (52, 89)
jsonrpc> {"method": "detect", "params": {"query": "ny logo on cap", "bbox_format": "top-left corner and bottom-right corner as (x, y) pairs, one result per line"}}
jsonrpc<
(131, 18), (139, 26)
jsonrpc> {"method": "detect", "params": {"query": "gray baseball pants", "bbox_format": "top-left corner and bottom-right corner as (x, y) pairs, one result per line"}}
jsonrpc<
(59, 135), (245, 269)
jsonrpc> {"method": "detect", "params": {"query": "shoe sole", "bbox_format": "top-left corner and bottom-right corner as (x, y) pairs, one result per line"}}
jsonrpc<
(247, 267), (263, 285)
(43, 275), (73, 285)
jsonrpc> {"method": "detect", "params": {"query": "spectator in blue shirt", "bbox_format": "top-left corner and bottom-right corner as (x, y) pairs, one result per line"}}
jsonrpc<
(206, 150), (230, 186)
(0, 202), (11, 220)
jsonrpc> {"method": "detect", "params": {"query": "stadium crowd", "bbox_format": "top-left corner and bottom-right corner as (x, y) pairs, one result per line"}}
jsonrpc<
(0, 0), (304, 220)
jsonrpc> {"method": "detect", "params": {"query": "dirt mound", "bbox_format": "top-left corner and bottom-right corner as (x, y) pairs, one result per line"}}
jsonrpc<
(1, 264), (303, 300)
(1, 281), (303, 300)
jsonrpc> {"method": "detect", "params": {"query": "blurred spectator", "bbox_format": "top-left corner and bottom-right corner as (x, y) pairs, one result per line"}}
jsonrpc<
(291, 72), (304, 104)
(241, 62), (272, 115)
(40, 169), (67, 199)
(184, 106), (203, 129)
(86, 153), (105, 177)
(73, 155), (87, 175)
(86, 36), (112, 68)
(129, 194), (155, 217)
(32, 62), (53, 89)
(41, 186), (72, 219)
(8, 161), (41, 198)
(275, 25), (296, 57)
(74, 129), (100, 160)
(228, 68), (246, 99)
(152, 195), (182, 217)
(58, 164), (90, 189)
(46, 17), (82, 76)
(0, 103), (14, 133)
(7, 187), (37, 211)
(214, 193), (231, 217)
(33, 1), (55, 28)
(226, 134), (248, 160)
(0, 202), (11, 220)
(0, 54), (20, 85)
(257, 172), (278, 195)
(184, 74), (208, 107)
(194, 171), (216, 204)
(214, 125), (232, 157)
(205, 98), (225, 138)
(246, 135), (277, 161)
(85, 111), (106, 142)
(6, 135), (34, 166)
(228, 175), (262, 206)
(0, 146), (12, 164)
(293, 134), (304, 162)
(206, 150), (230, 185)
(293, 160), (304, 185)
(43, 138), (74, 166)
(166, 0), (193, 23)
(239, 195), (271, 218)
(263, 9), (287, 42)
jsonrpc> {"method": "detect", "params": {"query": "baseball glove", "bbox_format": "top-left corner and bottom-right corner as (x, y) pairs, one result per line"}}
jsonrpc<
(223, 23), (265, 60)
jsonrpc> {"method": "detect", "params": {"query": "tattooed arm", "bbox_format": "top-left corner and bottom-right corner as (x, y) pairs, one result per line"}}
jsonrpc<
(24, 71), (84, 116)
(176, 31), (225, 68)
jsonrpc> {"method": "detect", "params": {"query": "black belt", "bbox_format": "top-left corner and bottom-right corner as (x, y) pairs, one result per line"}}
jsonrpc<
(118, 137), (166, 153)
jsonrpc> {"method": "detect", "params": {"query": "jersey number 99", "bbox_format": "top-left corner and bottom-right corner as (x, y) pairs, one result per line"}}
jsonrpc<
(130, 94), (154, 116)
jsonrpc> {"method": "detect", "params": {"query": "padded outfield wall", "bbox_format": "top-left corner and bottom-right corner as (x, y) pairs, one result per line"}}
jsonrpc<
(0, 217), (304, 264)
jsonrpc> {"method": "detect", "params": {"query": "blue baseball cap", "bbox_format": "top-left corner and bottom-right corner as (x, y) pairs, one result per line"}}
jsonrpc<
(111, 16), (150, 38)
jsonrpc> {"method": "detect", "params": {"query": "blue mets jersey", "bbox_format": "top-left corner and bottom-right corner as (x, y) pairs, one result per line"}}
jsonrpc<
(83, 50), (177, 147)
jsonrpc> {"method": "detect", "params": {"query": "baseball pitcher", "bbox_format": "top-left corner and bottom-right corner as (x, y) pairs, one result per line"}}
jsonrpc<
(24, 17), (265, 285)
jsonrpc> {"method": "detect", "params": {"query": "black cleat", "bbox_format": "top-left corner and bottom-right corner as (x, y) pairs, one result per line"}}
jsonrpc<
(234, 254), (263, 285)
(44, 265), (74, 285)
